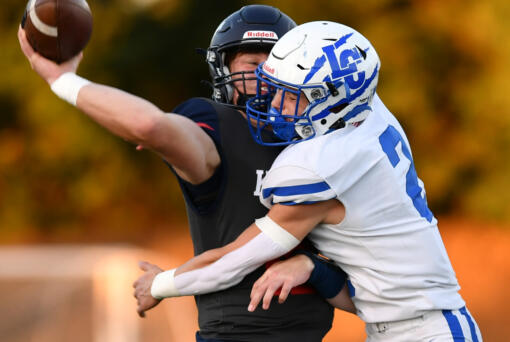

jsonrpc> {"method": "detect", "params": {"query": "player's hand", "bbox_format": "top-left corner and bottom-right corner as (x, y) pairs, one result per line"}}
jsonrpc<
(18, 25), (82, 85)
(248, 254), (314, 312)
(133, 261), (164, 318)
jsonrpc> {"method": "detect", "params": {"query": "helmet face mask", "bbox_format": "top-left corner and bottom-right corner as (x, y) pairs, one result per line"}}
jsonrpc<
(210, 65), (258, 107)
(206, 5), (297, 108)
(247, 71), (323, 145)
(246, 21), (380, 146)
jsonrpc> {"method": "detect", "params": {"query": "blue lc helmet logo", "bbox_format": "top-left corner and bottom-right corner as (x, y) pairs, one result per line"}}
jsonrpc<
(321, 33), (368, 90)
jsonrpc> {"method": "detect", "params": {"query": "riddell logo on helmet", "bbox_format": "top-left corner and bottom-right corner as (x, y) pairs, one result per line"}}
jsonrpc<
(263, 63), (275, 74)
(243, 31), (278, 39)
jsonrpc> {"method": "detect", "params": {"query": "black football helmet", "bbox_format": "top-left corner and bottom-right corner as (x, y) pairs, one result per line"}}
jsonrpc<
(206, 5), (296, 108)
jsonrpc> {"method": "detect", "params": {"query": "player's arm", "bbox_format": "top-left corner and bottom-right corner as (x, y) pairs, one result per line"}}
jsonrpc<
(156, 201), (336, 293)
(248, 252), (356, 314)
(171, 198), (344, 277)
(133, 199), (344, 316)
(76, 85), (219, 183)
(18, 26), (219, 184)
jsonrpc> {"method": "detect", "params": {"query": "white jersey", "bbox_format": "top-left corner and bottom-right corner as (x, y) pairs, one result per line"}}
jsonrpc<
(260, 94), (465, 323)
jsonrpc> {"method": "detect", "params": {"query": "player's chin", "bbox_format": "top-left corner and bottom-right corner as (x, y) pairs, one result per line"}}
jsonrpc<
(235, 81), (257, 93)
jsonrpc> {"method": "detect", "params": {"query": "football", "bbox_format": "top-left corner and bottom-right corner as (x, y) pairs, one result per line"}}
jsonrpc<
(21, 0), (93, 64)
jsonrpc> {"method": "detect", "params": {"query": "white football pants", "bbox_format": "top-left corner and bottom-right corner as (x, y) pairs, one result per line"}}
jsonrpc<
(365, 306), (482, 342)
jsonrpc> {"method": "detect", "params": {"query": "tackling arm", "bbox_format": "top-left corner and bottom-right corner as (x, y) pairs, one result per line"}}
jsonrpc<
(149, 200), (342, 298)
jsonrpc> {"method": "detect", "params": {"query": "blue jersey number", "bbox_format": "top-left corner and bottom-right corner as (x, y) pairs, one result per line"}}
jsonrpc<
(379, 125), (433, 222)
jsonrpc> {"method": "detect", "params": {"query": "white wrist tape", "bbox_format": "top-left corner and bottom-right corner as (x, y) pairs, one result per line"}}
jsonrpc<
(151, 268), (179, 299)
(255, 215), (300, 250)
(50, 72), (91, 106)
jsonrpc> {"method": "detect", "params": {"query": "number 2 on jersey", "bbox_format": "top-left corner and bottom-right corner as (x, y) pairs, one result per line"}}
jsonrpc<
(379, 125), (433, 222)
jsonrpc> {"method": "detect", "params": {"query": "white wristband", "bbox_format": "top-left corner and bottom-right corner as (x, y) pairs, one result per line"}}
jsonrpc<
(50, 72), (91, 106)
(151, 268), (179, 299)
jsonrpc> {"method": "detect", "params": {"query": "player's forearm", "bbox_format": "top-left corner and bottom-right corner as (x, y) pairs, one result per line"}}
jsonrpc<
(173, 239), (272, 296)
(76, 83), (165, 146)
(175, 248), (228, 275)
(293, 251), (354, 313)
(175, 224), (262, 275)
(150, 204), (331, 298)
(151, 217), (301, 298)
(327, 286), (356, 314)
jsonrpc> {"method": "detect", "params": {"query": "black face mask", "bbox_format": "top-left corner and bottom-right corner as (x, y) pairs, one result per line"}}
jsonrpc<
(235, 92), (255, 108)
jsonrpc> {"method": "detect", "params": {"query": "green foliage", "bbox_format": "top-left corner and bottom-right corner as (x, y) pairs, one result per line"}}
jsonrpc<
(1, 0), (509, 242)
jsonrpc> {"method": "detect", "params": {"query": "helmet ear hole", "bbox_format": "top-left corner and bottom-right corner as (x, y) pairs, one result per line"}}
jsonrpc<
(330, 103), (349, 114)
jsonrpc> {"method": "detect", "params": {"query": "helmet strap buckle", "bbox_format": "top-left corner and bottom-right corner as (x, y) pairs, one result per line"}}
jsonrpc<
(326, 82), (339, 97)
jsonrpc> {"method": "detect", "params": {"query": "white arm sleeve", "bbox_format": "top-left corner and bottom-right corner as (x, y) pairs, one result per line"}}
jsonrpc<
(151, 216), (300, 299)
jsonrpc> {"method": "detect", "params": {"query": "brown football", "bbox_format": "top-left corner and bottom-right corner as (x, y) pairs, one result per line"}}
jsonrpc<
(21, 0), (93, 64)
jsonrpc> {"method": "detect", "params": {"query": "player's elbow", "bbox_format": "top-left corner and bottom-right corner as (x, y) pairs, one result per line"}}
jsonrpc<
(132, 113), (165, 146)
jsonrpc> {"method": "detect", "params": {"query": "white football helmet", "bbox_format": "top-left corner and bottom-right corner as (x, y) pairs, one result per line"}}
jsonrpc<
(246, 21), (380, 145)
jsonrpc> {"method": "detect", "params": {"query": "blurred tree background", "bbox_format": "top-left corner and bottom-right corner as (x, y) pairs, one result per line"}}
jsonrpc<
(0, 0), (509, 244)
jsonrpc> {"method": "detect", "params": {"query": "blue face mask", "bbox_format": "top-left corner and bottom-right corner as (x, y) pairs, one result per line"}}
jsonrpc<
(268, 107), (299, 142)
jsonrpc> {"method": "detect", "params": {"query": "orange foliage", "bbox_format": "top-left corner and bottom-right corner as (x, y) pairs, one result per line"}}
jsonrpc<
(1, 0), (509, 238)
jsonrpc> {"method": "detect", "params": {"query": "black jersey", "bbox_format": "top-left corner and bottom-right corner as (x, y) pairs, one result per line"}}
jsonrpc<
(171, 98), (334, 342)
